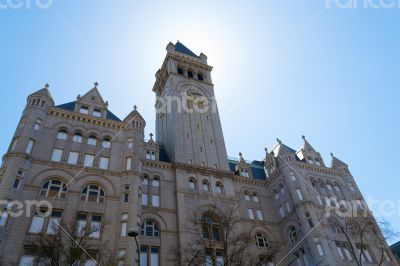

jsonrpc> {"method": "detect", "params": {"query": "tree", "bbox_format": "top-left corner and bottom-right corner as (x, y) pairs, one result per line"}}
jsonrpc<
(25, 215), (115, 266)
(326, 212), (398, 266)
(177, 203), (282, 266)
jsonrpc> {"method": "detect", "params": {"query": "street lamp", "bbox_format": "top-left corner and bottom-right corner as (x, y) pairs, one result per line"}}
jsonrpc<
(128, 229), (140, 266)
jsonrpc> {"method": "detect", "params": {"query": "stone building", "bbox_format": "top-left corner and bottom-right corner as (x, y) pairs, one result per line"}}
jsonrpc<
(0, 42), (397, 266)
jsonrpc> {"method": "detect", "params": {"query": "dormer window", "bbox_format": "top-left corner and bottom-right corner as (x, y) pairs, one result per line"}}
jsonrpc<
(177, 67), (184, 75)
(79, 106), (89, 114)
(187, 70), (193, 78)
(314, 158), (321, 166)
(240, 168), (249, 178)
(146, 150), (155, 160)
(197, 73), (204, 81)
(92, 108), (102, 117)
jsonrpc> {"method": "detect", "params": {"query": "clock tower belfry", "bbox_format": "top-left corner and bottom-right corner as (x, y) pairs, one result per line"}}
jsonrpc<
(152, 41), (229, 171)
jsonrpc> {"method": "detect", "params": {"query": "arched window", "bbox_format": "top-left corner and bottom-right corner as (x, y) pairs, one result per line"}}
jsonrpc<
(187, 70), (193, 78)
(80, 184), (105, 203)
(189, 178), (196, 189)
(202, 180), (210, 192)
(40, 179), (67, 199)
(101, 137), (111, 148)
(140, 220), (159, 237)
(201, 214), (220, 241)
(56, 129), (68, 140)
(142, 175), (149, 186)
(255, 233), (269, 248)
(318, 179), (325, 189)
(87, 135), (97, 146)
(253, 192), (259, 202)
(279, 184), (285, 194)
(197, 73), (204, 81)
(333, 182), (341, 193)
(177, 67), (184, 75)
(244, 191), (250, 200)
(215, 182), (223, 194)
(72, 133), (83, 143)
(310, 177), (316, 187)
(152, 176), (160, 187)
(289, 226), (299, 244)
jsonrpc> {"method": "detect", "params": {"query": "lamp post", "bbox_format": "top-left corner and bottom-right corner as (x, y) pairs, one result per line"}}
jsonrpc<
(128, 229), (140, 266)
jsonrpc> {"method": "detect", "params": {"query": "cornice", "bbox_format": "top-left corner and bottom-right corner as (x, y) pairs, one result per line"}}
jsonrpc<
(49, 107), (126, 130)
(173, 162), (233, 177)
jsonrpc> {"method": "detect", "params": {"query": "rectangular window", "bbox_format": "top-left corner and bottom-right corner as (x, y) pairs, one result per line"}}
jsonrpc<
(19, 256), (35, 266)
(80, 106), (89, 114)
(0, 208), (9, 227)
(336, 243), (345, 260)
(279, 206), (285, 218)
(212, 226), (221, 241)
(141, 194), (148, 205)
(89, 215), (102, 238)
(67, 151), (79, 164)
(140, 247), (148, 266)
(10, 138), (18, 152)
(127, 138), (133, 148)
(84, 154), (94, 167)
(77, 213), (87, 237)
(123, 193), (129, 203)
(248, 209), (254, 220)
(120, 222), (127, 237)
(216, 250), (224, 265)
(316, 243), (325, 256)
(19, 117), (26, 128)
(51, 148), (63, 162)
(26, 139), (35, 154)
(152, 195), (160, 207)
(118, 249), (126, 258)
(46, 210), (62, 234)
(13, 177), (21, 190)
(285, 202), (291, 213)
(349, 182), (355, 192)
(29, 210), (45, 233)
(99, 157), (109, 170)
(150, 247), (159, 266)
(126, 157), (132, 170)
(296, 189), (304, 200)
(33, 118), (43, 130)
(256, 210), (263, 220)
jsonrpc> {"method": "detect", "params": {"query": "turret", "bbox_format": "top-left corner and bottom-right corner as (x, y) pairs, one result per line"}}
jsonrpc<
(296, 135), (325, 166)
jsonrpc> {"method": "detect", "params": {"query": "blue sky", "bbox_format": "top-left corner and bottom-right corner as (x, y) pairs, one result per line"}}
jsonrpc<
(1, 0), (399, 243)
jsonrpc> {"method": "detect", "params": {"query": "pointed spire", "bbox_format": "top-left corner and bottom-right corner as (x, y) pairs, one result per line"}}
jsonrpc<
(149, 133), (154, 140)
(330, 152), (348, 168)
(276, 138), (282, 144)
(93, 82), (99, 88)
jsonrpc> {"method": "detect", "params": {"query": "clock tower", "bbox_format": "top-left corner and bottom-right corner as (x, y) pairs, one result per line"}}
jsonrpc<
(153, 41), (229, 171)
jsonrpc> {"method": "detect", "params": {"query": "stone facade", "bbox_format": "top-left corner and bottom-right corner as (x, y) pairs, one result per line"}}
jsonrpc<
(0, 42), (397, 266)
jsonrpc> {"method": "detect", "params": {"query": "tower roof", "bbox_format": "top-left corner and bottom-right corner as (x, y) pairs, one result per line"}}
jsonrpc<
(29, 83), (53, 99)
(175, 41), (198, 57)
